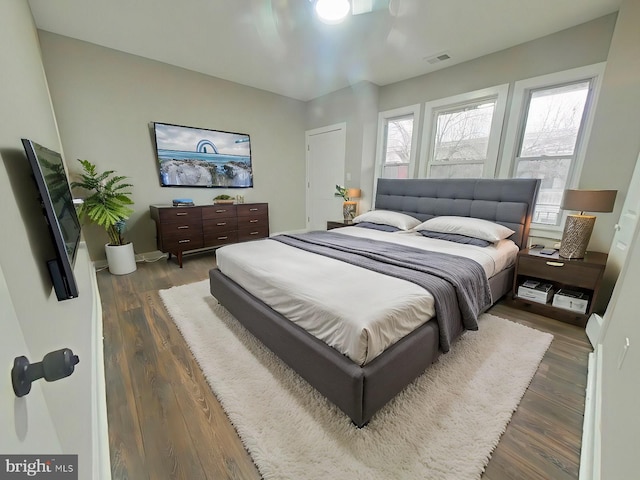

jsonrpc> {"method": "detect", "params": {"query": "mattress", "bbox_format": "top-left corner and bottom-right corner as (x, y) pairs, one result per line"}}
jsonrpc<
(215, 226), (518, 365)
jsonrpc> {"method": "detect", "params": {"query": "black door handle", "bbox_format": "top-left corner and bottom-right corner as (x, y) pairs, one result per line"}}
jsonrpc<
(11, 348), (80, 397)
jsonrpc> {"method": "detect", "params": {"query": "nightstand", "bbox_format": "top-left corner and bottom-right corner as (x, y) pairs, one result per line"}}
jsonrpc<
(511, 248), (608, 327)
(327, 220), (354, 230)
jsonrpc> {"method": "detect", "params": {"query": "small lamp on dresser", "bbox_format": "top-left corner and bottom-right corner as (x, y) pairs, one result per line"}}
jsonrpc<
(559, 189), (617, 259)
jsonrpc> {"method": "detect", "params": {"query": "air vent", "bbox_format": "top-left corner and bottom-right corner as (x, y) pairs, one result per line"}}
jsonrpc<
(425, 52), (451, 64)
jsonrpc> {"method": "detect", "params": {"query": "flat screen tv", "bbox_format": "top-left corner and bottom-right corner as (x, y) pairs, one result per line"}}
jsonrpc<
(22, 139), (82, 301)
(153, 122), (253, 188)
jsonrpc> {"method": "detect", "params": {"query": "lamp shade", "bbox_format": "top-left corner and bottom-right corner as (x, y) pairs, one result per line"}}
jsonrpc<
(561, 189), (617, 213)
(346, 188), (361, 199)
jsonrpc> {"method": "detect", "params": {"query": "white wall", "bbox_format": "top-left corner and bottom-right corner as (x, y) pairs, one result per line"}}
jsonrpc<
(38, 32), (308, 260)
(0, 1), (100, 478)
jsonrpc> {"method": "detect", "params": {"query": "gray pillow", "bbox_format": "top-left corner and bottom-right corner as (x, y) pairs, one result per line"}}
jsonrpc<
(355, 222), (401, 232)
(417, 229), (492, 247)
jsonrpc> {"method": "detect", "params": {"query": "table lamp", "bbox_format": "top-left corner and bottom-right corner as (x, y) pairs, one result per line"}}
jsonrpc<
(559, 189), (617, 259)
(343, 188), (361, 222)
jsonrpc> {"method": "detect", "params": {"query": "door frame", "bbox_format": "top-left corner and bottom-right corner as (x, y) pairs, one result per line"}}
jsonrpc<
(305, 122), (347, 230)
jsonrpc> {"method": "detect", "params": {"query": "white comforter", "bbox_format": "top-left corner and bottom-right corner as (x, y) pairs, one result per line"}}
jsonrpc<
(215, 226), (518, 365)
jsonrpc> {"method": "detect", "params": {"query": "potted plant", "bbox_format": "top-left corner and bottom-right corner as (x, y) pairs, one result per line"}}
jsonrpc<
(71, 159), (137, 275)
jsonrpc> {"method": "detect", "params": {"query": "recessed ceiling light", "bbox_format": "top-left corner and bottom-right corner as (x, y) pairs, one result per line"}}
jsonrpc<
(315, 0), (351, 24)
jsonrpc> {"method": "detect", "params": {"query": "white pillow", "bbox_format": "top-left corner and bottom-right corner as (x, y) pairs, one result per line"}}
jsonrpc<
(353, 210), (421, 231)
(413, 216), (515, 242)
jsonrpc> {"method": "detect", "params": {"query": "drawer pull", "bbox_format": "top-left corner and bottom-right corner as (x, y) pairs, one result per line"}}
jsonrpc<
(216, 209), (227, 213)
(546, 261), (565, 267)
(176, 212), (188, 216)
(249, 208), (258, 211)
(178, 239), (190, 244)
(249, 231), (259, 235)
(177, 226), (189, 229)
(218, 236), (228, 240)
(217, 222), (227, 226)
(249, 219), (259, 223)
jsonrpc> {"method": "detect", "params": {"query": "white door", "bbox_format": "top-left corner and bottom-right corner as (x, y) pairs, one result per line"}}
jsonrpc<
(0, 263), (61, 453)
(306, 123), (346, 231)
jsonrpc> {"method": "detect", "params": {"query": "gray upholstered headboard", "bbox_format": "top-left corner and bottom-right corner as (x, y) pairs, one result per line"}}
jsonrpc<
(374, 178), (541, 249)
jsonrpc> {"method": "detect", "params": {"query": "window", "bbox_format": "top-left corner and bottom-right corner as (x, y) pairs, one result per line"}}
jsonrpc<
(420, 85), (508, 179)
(500, 64), (606, 230)
(375, 104), (420, 182)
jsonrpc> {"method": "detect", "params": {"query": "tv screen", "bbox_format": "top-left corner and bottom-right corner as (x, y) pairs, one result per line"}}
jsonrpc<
(153, 122), (253, 188)
(22, 139), (82, 301)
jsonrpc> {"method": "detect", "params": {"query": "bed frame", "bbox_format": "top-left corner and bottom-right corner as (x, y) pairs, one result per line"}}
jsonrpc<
(209, 178), (540, 427)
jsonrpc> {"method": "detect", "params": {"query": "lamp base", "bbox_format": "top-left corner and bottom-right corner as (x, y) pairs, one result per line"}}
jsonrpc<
(343, 201), (357, 221)
(559, 215), (595, 259)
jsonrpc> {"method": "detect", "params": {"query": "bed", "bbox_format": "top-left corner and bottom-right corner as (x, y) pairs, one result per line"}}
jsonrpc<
(209, 178), (540, 426)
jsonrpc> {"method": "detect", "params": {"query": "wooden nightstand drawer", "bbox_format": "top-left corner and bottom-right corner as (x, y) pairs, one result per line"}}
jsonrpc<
(517, 255), (601, 289)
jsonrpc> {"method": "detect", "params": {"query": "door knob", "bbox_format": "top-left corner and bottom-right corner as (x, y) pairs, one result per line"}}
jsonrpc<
(11, 348), (80, 397)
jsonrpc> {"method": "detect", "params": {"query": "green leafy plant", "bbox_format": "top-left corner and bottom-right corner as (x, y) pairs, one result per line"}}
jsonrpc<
(335, 185), (349, 201)
(214, 194), (233, 200)
(71, 159), (134, 246)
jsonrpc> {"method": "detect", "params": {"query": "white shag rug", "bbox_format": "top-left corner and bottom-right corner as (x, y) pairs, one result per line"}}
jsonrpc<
(159, 280), (553, 480)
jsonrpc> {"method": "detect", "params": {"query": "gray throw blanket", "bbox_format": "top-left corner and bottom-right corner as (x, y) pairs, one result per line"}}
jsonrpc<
(271, 231), (492, 352)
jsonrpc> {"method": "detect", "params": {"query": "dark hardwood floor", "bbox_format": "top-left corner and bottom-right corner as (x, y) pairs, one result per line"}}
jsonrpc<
(98, 252), (592, 480)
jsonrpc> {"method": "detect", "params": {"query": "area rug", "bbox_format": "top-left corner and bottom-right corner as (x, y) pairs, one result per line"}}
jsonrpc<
(159, 280), (553, 480)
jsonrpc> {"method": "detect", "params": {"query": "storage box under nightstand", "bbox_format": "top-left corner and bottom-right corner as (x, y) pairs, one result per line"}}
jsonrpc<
(552, 289), (589, 314)
(517, 281), (555, 304)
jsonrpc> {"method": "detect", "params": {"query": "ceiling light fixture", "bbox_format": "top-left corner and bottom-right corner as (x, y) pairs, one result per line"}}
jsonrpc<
(314, 0), (351, 24)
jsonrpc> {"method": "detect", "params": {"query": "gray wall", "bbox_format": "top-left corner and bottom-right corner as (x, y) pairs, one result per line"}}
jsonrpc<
(581, 0), (640, 310)
(0, 1), (98, 476)
(38, 32), (308, 261)
(306, 81), (380, 210)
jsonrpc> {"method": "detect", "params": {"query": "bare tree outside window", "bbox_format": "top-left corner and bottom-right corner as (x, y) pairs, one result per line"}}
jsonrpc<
(428, 100), (496, 178)
(514, 81), (591, 225)
(382, 115), (413, 178)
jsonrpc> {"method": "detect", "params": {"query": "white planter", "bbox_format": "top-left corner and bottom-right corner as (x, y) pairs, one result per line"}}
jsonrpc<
(105, 242), (137, 275)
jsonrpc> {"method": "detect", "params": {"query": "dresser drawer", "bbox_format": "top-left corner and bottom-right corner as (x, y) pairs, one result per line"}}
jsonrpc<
(238, 225), (269, 242)
(517, 255), (601, 289)
(202, 205), (237, 220)
(159, 218), (202, 237)
(203, 217), (238, 235)
(161, 232), (204, 252)
(204, 231), (238, 247)
(237, 214), (268, 230)
(157, 206), (202, 223)
(237, 203), (268, 217)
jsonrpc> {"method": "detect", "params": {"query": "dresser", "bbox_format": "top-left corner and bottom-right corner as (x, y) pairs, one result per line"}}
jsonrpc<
(150, 203), (269, 267)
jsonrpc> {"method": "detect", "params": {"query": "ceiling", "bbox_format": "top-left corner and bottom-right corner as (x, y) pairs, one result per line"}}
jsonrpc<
(28, 0), (622, 101)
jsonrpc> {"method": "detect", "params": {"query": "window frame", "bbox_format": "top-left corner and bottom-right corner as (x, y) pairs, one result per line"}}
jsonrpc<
(499, 63), (607, 236)
(419, 84), (509, 179)
(373, 104), (421, 192)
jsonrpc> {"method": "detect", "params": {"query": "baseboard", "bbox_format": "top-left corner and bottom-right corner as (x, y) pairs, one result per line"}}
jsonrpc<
(579, 346), (602, 480)
(93, 250), (168, 270)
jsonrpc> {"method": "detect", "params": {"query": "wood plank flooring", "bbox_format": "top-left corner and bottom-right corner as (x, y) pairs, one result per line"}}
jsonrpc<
(98, 252), (592, 480)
